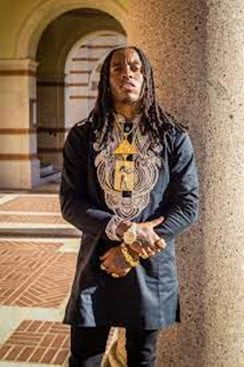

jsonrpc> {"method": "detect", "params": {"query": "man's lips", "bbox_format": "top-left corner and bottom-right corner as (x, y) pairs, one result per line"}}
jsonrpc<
(121, 81), (136, 90)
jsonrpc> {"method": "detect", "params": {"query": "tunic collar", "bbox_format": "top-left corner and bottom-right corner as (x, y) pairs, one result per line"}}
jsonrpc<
(113, 112), (142, 125)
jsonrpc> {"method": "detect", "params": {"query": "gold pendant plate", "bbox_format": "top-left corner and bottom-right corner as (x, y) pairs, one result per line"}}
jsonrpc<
(114, 160), (135, 191)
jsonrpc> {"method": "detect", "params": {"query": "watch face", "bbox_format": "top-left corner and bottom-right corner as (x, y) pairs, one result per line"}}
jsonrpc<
(124, 229), (137, 244)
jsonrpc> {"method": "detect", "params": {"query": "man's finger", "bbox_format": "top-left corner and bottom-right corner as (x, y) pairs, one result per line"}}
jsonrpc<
(119, 268), (131, 277)
(154, 238), (167, 250)
(142, 246), (155, 257)
(100, 249), (113, 260)
(140, 248), (149, 258)
(147, 217), (164, 228)
(129, 242), (143, 255)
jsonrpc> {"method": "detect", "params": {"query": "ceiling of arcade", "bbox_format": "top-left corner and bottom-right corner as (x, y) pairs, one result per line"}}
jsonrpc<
(0, 0), (128, 59)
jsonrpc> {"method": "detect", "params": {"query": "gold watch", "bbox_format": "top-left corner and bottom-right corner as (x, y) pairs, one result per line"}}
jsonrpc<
(123, 223), (137, 245)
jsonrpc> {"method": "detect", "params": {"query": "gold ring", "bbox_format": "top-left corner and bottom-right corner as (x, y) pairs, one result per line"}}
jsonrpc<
(155, 239), (166, 249)
(140, 253), (149, 259)
(111, 273), (120, 278)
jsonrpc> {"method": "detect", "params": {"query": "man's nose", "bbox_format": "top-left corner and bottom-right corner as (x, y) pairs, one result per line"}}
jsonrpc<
(121, 65), (132, 79)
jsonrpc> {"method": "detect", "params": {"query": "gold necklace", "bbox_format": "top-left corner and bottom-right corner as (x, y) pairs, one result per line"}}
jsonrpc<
(113, 117), (139, 156)
(114, 116), (138, 137)
(112, 117), (139, 192)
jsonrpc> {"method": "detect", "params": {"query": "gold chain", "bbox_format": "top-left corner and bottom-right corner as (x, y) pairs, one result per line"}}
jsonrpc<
(114, 115), (139, 139)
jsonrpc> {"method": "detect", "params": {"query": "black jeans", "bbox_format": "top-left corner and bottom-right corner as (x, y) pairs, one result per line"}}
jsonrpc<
(69, 326), (159, 367)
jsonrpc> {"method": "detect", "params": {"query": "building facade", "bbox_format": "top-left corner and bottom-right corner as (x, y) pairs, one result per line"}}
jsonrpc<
(0, 0), (243, 366)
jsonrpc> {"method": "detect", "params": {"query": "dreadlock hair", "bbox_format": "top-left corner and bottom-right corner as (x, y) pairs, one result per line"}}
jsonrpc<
(89, 46), (185, 147)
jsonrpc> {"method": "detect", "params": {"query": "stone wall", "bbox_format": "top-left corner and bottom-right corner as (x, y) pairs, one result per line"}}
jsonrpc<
(126, 1), (244, 366)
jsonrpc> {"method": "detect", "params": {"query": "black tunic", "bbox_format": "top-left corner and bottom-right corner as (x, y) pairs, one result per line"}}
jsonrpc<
(59, 118), (199, 330)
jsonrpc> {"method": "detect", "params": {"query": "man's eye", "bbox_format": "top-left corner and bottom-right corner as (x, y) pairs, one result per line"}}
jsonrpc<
(131, 65), (140, 72)
(113, 66), (122, 72)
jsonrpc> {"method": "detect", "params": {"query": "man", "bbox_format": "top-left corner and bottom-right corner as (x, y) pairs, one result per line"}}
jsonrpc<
(60, 46), (199, 367)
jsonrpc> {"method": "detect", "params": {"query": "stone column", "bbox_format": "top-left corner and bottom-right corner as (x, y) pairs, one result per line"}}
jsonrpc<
(124, 1), (244, 366)
(0, 59), (40, 189)
(37, 73), (65, 170)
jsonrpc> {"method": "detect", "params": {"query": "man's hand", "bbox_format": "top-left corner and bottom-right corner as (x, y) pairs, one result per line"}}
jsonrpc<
(116, 217), (166, 258)
(100, 246), (133, 278)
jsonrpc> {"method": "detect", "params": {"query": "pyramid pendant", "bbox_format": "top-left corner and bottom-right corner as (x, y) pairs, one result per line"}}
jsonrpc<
(113, 139), (138, 156)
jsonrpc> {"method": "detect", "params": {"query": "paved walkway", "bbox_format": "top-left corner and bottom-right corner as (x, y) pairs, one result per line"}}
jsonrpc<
(0, 190), (80, 367)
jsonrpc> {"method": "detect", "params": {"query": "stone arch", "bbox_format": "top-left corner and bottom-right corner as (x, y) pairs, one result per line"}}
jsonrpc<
(14, 0), (127, 59)
(65, 29), (126, 88)
(60, 28), (126, 83)
(35, 8), (127, 180)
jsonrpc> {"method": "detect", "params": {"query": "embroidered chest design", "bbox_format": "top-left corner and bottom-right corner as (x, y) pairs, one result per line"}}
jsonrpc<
(93, 122), (162, 220)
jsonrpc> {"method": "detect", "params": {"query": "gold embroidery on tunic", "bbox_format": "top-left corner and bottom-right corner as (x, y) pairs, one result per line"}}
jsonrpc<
(93, 115), (162, 220)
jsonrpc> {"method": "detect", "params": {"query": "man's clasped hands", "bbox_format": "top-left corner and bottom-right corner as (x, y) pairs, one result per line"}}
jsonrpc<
(100, 217), (166, 278)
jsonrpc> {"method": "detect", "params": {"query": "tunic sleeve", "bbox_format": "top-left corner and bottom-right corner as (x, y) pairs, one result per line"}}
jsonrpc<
(59, 123), (112, 237)
(154, 130), (199, 242)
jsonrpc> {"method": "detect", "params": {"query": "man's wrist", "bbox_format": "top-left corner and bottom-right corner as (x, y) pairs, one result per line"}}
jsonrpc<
(105, 216), (125, 241)
(116, 220), (133, 240)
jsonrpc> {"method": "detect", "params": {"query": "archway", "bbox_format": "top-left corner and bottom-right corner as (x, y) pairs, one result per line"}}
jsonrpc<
(0, 1), (126, 189)
(14, 0), (127, 59)
(34, 6), (126, 185)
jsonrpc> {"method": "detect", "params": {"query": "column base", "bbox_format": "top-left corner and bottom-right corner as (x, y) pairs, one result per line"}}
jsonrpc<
(0, 158), (40, 190)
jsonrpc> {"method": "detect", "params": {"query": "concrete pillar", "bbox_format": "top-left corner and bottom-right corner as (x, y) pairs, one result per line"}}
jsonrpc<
(124, 1), (244, 366)
(37, 73), (65, 170)
(0, 59), (40, 189)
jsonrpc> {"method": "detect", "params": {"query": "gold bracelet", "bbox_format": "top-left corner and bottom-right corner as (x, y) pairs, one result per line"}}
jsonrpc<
(121, 243), (139, 267)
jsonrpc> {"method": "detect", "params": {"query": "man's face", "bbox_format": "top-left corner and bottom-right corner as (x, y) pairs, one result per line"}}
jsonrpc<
(109, 48), (144, 105)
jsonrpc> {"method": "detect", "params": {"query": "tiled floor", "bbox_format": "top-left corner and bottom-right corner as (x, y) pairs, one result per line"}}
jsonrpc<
(0, 192), (80, 367)
(0, 240), (76, 307)
(0, 196), (60, 213)
(0, 194), (77, 236)
(0, 321), (69, 365)
(0, 215), (66, 225)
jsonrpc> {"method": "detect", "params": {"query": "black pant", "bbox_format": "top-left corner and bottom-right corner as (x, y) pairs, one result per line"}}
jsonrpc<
(69, 326), (158, 367)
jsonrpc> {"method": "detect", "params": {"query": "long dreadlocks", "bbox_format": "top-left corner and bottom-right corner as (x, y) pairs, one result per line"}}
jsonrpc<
(89, 46), (185, 145)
